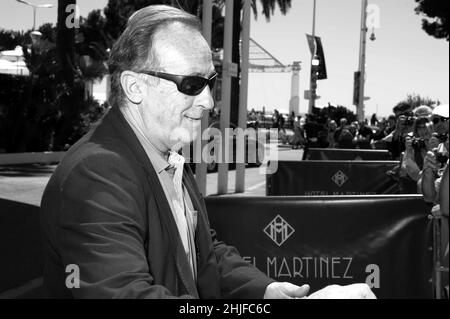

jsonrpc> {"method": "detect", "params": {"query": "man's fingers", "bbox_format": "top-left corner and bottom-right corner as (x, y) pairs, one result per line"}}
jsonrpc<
(306, 284), (377, 299)
(280, 283), (310, 298)
(359, 285), (377, 299)
(364, 290), (377, 299)
(350, 284), (377, 299)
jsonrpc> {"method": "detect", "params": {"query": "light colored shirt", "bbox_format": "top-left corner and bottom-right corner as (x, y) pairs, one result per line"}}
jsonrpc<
(121, 109), (198, 282)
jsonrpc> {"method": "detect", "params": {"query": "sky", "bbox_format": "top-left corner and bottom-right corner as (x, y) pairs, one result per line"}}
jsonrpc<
(0, 0), (449, 118)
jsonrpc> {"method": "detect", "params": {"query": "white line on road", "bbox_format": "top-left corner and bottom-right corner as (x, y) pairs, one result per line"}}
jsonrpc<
(246, 181), (266, 192)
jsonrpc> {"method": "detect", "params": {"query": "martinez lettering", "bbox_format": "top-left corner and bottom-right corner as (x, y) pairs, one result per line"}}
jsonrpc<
(244, 256), (354, 279)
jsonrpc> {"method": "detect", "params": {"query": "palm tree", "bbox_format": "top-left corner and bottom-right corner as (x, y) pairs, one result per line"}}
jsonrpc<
(252, 0), (292, 21)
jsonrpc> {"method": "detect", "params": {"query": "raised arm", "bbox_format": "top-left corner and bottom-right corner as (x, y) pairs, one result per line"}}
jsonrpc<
(439, 163), (449, 217)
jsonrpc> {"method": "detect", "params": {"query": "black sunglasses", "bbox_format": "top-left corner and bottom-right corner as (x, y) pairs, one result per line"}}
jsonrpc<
(433, 117), (449, 125)
(140, 70), (217, 96)
(416, 117), (429, 126)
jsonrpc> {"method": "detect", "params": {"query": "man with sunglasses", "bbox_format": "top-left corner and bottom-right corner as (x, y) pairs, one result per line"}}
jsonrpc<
(40, 5), (374, 299)
(420, 105), (449, 203)
(431, 104), (450, 136)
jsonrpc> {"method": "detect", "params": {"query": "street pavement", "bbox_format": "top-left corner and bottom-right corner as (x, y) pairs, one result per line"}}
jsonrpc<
(0, 145), (304, 207)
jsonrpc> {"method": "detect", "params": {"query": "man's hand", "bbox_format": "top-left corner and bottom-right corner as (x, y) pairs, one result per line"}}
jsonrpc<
(423, 151), (439, 174)
(307, 284), (376, 299)
(428, 136), (441, 151)
(405, 136), (414, 151)
(264, 282), (310, 299)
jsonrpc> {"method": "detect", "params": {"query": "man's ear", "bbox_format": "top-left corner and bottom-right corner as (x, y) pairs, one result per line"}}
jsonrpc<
(120, 71), (144, 104)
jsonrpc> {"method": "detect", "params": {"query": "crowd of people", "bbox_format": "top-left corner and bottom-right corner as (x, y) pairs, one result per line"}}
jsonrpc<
(248, 108), (389, 150)
(250, 105), (447, 178)
(253, 103), (448, 297)
(248, 103), (448, 218)
(283, 113), (394, 151)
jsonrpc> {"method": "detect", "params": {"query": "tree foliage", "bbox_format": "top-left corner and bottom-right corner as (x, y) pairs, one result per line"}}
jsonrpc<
(78, 10), (112, 61)
(313, 105), (357, 124)
(104, 0), (201, 40)
(402, 93), (439, 109)
(252, 0), (292, 21)
(415, 0), (449, 41)
(0, 3), (110, 152)
(102, 0), (292, 48)
(103, 0), (227, 48)
(0, 29), (27, 51)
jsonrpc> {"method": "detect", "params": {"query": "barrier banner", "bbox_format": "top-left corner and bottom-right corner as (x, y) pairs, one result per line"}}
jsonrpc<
(0, 199), (43, 294)
(303, 148), (391, 161)
(267, 161), (401, 196)
(206, 196), (433, 298)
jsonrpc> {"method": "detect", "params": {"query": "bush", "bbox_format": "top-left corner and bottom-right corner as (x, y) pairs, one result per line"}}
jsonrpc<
(0, 74), (108, 152)
(0, 74), (32, 152)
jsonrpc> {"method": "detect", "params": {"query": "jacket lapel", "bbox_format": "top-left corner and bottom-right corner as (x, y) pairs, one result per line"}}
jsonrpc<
(106, 107), (199, 298)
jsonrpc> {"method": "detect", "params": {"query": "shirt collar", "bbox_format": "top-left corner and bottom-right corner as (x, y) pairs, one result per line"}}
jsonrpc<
(139, 136), (172, 175)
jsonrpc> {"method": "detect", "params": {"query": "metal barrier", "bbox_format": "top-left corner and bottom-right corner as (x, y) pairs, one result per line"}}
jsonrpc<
(267, 160), (401, 196)
(205, 195), (433, 298)
(430, 205), (449, 299)
(302, 148), (391, 161)
(0, 152), (65, 166)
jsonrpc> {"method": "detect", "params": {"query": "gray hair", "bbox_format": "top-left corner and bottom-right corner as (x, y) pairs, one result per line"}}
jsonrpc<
(108, 5), (201, 108)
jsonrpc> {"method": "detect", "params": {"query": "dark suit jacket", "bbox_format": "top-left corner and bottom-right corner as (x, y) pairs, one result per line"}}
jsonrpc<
(40, 107), (274, 299)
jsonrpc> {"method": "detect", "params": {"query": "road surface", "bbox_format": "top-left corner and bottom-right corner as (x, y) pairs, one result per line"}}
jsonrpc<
(0, 145), (303, 206)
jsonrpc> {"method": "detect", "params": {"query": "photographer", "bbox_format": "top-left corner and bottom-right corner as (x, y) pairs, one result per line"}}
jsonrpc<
(383, 102), (415, 160)
(384, 112), (414, 159)
(357, 121), (374, 149)
(398, 106), (433, 193)
(420, 105), (449, 204)
(304, 114), (322, 148)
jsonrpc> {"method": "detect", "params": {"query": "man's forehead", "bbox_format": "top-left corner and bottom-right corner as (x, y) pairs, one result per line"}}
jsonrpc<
(153, 23), (213, 75)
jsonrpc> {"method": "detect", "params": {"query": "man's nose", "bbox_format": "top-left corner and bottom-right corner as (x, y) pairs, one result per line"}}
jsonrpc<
(195, 86), (214, 111)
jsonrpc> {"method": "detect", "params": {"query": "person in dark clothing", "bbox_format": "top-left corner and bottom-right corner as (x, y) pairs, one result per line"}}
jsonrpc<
(288, 111), (296, 129)
(357, 121), (374, 149)
(272, 110), (280, 130)
(304, 115), (322, 148)
(334, 118), (348, 143)
(337, 125), (356, 149)
(334, 118), (356, 149)
(384, 112), (415, 160)
(370, 114), (379, 126)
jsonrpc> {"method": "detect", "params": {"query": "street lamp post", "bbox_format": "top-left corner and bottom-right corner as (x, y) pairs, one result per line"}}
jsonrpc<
(308, 0), (317, 114)
(16, 0), (54, 30)
(357, 0), (368, 122)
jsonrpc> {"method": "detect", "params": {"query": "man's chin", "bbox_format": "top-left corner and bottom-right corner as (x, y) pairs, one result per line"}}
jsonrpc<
(169, 127), (198, 151)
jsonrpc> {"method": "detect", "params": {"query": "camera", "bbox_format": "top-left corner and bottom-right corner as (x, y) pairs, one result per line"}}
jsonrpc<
(435, 151), (449, 166)
(411, 137), (427, 150)
(399, 114), (416, 126)
(435, 133), (449, 144)
(405, 117), (415, 126)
